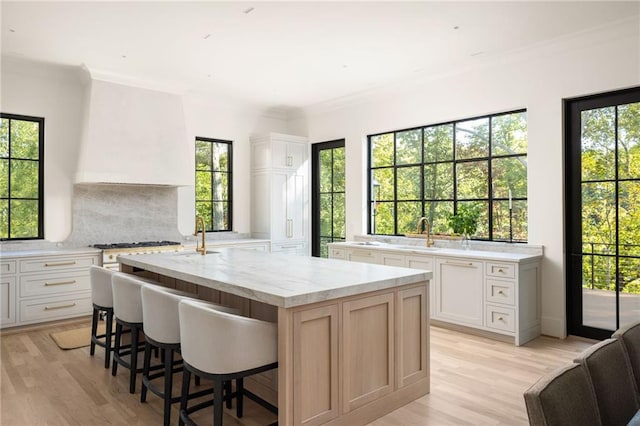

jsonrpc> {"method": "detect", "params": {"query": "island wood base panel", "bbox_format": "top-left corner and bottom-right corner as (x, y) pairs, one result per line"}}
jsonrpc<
(120, 265), (430, 425)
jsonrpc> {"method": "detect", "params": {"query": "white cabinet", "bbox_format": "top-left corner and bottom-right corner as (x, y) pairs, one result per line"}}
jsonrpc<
(434, 258), (484, 326)
(0, 260), (17, 326)
(328, 243), (541, 345)
(0, 251), (100, 329)
(251, 133), (309, 256)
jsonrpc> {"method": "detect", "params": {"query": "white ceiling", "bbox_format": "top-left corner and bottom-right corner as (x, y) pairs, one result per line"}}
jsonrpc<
(2, 1), (638, 110)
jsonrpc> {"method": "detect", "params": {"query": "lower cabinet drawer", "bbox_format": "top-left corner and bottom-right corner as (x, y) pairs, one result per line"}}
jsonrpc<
(20, 271), (91, 298)
(485, 304), (515, 333)
(486, 279), (515, 306)
(19, 294), (92, 324)
(329, 247), (346, 259)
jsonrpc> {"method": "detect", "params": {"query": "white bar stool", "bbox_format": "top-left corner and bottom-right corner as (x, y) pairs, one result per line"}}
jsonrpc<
(178, 299), (278, 426)
(89, 265), (116, 369)
(111, 273), (166, 393)
(140, 284), (240, 426)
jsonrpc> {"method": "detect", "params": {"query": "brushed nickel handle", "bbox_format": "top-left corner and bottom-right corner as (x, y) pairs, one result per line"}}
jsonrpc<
(44, 261), (76, 267)
(445, 261), (476, 268)
(45, 280), (76, 286)
(44, 303), (76, 311)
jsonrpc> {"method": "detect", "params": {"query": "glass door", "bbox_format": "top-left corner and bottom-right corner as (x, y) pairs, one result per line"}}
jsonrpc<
(311, 140), (346, 257)
(566, 87), (640, 339)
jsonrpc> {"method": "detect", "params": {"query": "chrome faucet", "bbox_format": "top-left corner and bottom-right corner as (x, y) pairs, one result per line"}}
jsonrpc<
(416, 217), (435, 247)
(194, 216), (206, 255)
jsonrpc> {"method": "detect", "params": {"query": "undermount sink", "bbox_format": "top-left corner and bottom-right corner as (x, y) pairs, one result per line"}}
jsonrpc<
(397, 245), (440, 252)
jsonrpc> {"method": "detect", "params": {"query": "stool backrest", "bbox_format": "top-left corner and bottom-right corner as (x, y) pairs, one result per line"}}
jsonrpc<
(613, 321), (640, 398)
(141, 285), (239, 345)
(574, 338), (640, 425)
(111, 273), (147, 323)
(179, 299), (277, 375)
(90, 265), (115, 308)
(524, 363), (601, 426)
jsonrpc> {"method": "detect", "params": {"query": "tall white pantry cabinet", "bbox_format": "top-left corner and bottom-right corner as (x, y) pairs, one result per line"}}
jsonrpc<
(250, 133), (310, 255)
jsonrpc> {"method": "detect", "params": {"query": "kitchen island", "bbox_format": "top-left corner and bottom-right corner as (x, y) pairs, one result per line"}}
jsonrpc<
(119, 248), (432, 426)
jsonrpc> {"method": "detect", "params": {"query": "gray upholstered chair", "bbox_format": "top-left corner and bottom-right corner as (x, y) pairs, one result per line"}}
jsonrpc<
(524, 363), (601, 426)
(574, 338), (640, 426)
(613, 320), (640, 400)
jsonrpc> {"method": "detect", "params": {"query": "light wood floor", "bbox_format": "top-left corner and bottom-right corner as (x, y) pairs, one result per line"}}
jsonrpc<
(0, 318), (594, 425)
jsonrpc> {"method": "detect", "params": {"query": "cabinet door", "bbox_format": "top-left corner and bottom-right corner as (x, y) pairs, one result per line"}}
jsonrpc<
(406, 255), (436, 320)
(397, 285), (428, 388)
(0, 277), (16, 326)
(342, 293), (394, 413)
(380, 252), (405, 267)
(435, 258), (483, 326)
(293, 305), (339, 425)
(286, 172), (307, 240)
(287, 141), (308, 170)
(271, 139), (290, 169)
(346, 249), (379, 264)
(271, 172), (289, 240)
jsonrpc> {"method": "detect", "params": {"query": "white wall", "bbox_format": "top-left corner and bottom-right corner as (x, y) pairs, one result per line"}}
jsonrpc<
(1, 58), (288, 241)
(1, 58), (85, 242)
(288, 19), (640, 338)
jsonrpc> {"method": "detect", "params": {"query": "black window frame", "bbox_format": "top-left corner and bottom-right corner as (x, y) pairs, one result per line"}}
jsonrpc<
(195, 136), (233, 232)
(0, 113), (45, 241)
(311, 139), (346, 257)
(367, 109), (527, 242)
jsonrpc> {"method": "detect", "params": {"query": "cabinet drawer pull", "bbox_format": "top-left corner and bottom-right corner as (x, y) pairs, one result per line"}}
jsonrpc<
(45, 280), (77, 286)
(44, 261), (76, 267)
(445, 261), (476, 268)
(44, 303), (76, 311)
(498, 290), (505, 295)
(280, 245), (297, 249)
(497, 316), (504, 321)
(497, 268), (504, 273)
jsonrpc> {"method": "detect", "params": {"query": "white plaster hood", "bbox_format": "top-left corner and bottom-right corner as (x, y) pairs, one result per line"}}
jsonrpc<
(75, 69), (191, 186)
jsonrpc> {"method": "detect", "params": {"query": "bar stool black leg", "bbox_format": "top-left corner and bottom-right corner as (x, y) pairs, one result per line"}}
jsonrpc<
(112, 322), (122, 376)
(163, 348), (174, 426)
(104, 310), (113, 369)
(90, 307), (99, 356)
(140, 341), (153, 403)
(179, 368), (191, 426)
(129, 326), (139, 393)
(236, 377), (244, 418)
(225, 380), (232, 409)
(213, 377), (223, 426)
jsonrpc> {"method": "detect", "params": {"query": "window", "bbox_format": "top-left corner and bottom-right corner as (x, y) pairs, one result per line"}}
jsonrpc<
(0, 113), (44, 240)
(195, 137), (232, 231)
(312, 140), (346, 257)
(368, 110), (527, 242)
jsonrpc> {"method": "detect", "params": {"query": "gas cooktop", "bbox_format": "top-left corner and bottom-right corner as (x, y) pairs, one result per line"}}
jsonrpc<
(91, 241), (182, 250)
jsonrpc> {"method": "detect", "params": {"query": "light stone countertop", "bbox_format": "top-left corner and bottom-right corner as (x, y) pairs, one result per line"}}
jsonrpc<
(331, 241), (543, 263)
(0, 247), (102, 259)
(118, 248), (432, 308)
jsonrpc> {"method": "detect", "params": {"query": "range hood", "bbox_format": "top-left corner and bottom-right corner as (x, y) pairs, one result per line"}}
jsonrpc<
(75, 72), (191, 186)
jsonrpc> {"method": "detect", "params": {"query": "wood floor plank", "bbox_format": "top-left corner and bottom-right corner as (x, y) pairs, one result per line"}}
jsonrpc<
(1, 318), (594, 425)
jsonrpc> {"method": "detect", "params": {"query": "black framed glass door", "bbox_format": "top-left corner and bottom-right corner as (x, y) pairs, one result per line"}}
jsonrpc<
(565, 87), (640, 339)
(311, 140), (345, 257)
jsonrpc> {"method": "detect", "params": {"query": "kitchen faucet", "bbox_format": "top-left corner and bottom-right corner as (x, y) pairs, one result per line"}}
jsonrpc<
(416, 217), (435, 247)
(194, 216), (207, 255)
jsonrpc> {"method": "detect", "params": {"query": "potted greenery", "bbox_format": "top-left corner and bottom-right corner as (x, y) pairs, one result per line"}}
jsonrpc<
(447, 205), (481, 249)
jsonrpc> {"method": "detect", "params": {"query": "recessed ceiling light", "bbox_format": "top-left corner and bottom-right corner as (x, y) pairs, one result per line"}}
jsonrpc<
(453, 26), (460, 30)
(243, 7), (255, 14)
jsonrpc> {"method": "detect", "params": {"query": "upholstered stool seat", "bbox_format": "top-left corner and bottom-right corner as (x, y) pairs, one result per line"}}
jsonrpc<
(178, 299), (278, 426)
(89, 265), (119, 369)
(140, 284), (240, 426)
(111, 273), (170, 393)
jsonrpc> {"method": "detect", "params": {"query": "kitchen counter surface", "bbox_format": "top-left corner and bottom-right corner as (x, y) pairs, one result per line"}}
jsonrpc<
(118, 248), (431, 308)
(0, 247), (102, 259)
(330, 241), (542, 262)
